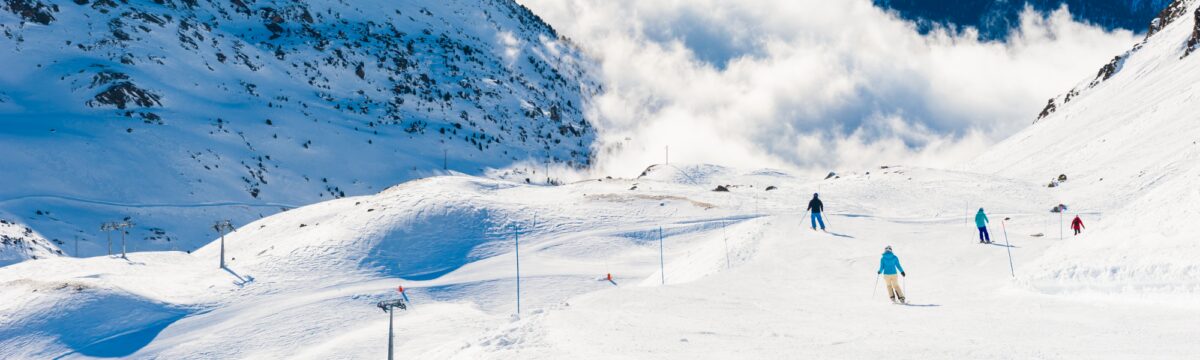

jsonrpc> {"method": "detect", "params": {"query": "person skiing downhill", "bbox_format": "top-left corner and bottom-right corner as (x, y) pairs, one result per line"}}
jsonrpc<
(877, 246), (906, 304)
(1071, 215), (1085, 236)
(975, 208), (991, 244)
(806, 193), (826, 231)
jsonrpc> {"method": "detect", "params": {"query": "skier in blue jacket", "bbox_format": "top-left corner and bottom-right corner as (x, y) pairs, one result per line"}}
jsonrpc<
(877, 246), (906, 304)
(975, 208), (991, 244)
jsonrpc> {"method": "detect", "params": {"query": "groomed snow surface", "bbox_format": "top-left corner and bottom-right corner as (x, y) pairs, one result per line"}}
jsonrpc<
(2, 164), (1196, 359)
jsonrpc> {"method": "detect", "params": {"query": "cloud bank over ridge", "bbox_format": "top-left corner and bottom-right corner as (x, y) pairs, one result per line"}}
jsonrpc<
(518, 0), (1140, 177)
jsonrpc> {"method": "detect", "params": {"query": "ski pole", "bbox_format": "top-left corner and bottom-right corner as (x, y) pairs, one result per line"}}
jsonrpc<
(872, 273), (880, 298)
(1002, 218), (1015, 278)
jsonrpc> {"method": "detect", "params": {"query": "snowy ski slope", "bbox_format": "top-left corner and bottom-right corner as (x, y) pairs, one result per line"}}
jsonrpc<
(3, 0), (1200, 358)
(1, 164), (1196, 358)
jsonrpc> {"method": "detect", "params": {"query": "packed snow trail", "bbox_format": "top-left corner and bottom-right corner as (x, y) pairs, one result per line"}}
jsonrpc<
(494, 214), (1198, 359)
(2, 166), (1197, 358)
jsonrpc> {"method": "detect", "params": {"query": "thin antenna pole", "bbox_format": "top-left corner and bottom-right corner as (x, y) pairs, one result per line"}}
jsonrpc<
(1002, 219), (1015, 277)
(515, 223), (521, 315)
(722, 220), (730, 269)
(658, 226), (665, 285)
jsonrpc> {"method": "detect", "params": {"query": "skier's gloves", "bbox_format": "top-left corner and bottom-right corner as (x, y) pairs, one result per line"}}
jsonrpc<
(877, 271), (882, 275)
(901, 272), (906, 277)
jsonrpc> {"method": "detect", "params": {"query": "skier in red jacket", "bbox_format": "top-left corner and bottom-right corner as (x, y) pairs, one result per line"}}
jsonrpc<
(1071, 215), (1085, 236)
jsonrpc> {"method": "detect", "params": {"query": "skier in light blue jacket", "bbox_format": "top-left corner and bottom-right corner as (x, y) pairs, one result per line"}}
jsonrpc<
(975, 208), (991, 244)
(877, 246), (906, 304)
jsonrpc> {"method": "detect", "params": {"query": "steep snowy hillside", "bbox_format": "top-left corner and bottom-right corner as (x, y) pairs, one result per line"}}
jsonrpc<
(972, 0), (1200, 295)
(0, 0), (598, 258)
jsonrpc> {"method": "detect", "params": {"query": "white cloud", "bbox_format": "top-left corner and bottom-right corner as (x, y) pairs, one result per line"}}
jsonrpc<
(518, 0), (1140, 177)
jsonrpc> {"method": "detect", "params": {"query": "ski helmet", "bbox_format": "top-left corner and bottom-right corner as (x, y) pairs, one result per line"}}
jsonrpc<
(884, 245), (892, 252)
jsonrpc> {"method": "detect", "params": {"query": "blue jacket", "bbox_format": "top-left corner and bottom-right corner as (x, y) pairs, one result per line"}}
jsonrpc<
(975, 210), (989, 228)
(878, 252), (904, 275)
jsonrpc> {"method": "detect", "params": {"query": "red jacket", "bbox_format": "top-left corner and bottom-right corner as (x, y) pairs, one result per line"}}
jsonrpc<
(1071, 217), (1085, 230)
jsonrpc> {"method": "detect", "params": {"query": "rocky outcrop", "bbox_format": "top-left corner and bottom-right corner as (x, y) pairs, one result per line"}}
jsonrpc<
(0, 218), (62, 266)
(88, 82), (163, 109)
(1037, 98), (1057, 121)
(1184, 7), (1200, 58)
(1146, 0), (1191, 39)
(1091, 55), (1128, 87)
(2, 0), (57, 25)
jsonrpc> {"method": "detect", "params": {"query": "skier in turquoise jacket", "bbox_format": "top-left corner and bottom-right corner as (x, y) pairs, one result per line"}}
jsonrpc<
(975, 208), (991, 244)
(877, 246), (906, 303)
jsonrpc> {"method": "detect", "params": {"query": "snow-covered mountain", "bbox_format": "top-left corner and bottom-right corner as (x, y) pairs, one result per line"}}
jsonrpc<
(972, 0), (1200, 294)
(0, 0), (598, 259)
(3, 1), (1199, 358)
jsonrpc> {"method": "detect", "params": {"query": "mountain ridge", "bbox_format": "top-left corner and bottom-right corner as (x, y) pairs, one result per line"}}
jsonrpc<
(0, 0), (600, 258)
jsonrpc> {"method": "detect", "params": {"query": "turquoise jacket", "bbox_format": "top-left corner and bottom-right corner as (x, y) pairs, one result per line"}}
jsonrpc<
(975, 210), (989, 228)
(878, 252), (904, 275)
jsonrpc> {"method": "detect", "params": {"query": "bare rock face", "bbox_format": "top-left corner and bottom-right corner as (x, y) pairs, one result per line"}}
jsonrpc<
(1184, 7), (1200, 58)
(1037, 98), (1058, 121)
(88, 82), (163, 109)
(2, 0), (57, 25)
(1146, 0), (1191, 38)
(1093, 56), (1126, 85)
